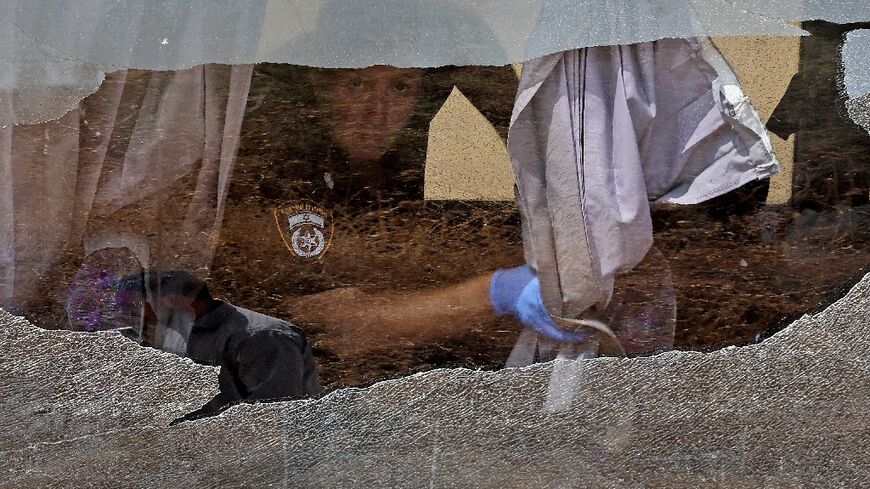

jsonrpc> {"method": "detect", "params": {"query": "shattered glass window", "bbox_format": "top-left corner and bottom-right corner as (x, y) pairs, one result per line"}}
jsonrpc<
(1, 2), (868, 486)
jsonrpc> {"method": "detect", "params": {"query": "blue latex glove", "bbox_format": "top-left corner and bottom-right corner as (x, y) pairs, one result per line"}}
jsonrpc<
(490, 265), (591, 342)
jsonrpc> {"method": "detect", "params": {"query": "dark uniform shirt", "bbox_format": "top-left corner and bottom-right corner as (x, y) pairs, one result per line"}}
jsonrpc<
(182, 300), (320, 420)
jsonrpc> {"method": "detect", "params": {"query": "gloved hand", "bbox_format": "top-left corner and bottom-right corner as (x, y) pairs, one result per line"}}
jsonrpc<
(490, 265), (591, 342)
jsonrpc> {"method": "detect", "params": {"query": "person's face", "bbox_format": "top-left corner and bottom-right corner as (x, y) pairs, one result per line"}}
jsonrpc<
(140, 299), (162, 346)
(314, 66), (423, 163)
(139, 294), (195, 355)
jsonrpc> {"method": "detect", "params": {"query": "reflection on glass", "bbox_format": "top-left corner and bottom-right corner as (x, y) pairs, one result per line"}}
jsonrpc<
(69, 267), (321, 421)
(0, 27), (866, 397)
(65, 247), (144, 332)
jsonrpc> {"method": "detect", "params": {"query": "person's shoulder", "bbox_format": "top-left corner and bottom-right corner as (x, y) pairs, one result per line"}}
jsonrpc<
(231, 304), (308, 341)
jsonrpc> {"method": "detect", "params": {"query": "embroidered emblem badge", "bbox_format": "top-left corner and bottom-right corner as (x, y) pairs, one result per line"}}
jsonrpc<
(274, 201), (333, 259)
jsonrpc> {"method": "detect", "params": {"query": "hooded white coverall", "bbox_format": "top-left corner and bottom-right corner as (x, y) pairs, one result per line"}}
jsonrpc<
(508, 38), (778, 349)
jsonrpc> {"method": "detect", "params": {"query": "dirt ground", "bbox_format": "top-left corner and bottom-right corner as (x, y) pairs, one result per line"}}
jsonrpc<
(14, 59), (869, 393)
(204, 65), (869, 392)
(212, 178), (868, 392)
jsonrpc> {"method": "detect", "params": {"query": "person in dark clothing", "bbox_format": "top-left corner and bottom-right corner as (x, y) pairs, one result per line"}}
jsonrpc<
(121, 270), (320, 422)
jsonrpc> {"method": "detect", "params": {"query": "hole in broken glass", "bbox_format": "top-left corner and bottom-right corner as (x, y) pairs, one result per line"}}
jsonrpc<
(842, 28), (870, 133)
(2, 28), (867, 409)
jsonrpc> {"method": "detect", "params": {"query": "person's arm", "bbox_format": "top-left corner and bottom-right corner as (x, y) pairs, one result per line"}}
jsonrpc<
(289, 273), (496, 356)
(290, 265), (587, 357)
(171, 372), (240, 425)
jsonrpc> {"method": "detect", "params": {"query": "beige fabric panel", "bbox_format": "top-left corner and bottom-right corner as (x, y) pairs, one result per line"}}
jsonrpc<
(711, 36), (801, 205)
(425, 37), (800, 203)
(423, 87), (515, 201)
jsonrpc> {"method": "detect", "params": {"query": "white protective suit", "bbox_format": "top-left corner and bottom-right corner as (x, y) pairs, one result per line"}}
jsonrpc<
(509, 38), (778, 342)
(0, 65), (252, 311)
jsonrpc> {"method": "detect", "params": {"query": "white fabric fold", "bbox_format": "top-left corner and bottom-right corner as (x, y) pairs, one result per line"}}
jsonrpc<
(0, 65), (252, 310)
(508, 38), (779, 322)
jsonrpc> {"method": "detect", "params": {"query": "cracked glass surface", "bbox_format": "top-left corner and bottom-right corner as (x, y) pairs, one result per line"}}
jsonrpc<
(1, 5), (869, 486)
(2, 273), (868, 486)
(0, 8), (106, 126)
(3, 0), (808, 71)
(843, 30), (870, 100)
(844, 29), (870, 133)
(848, 94), (870, 134)
(3, 1), (870, 125)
